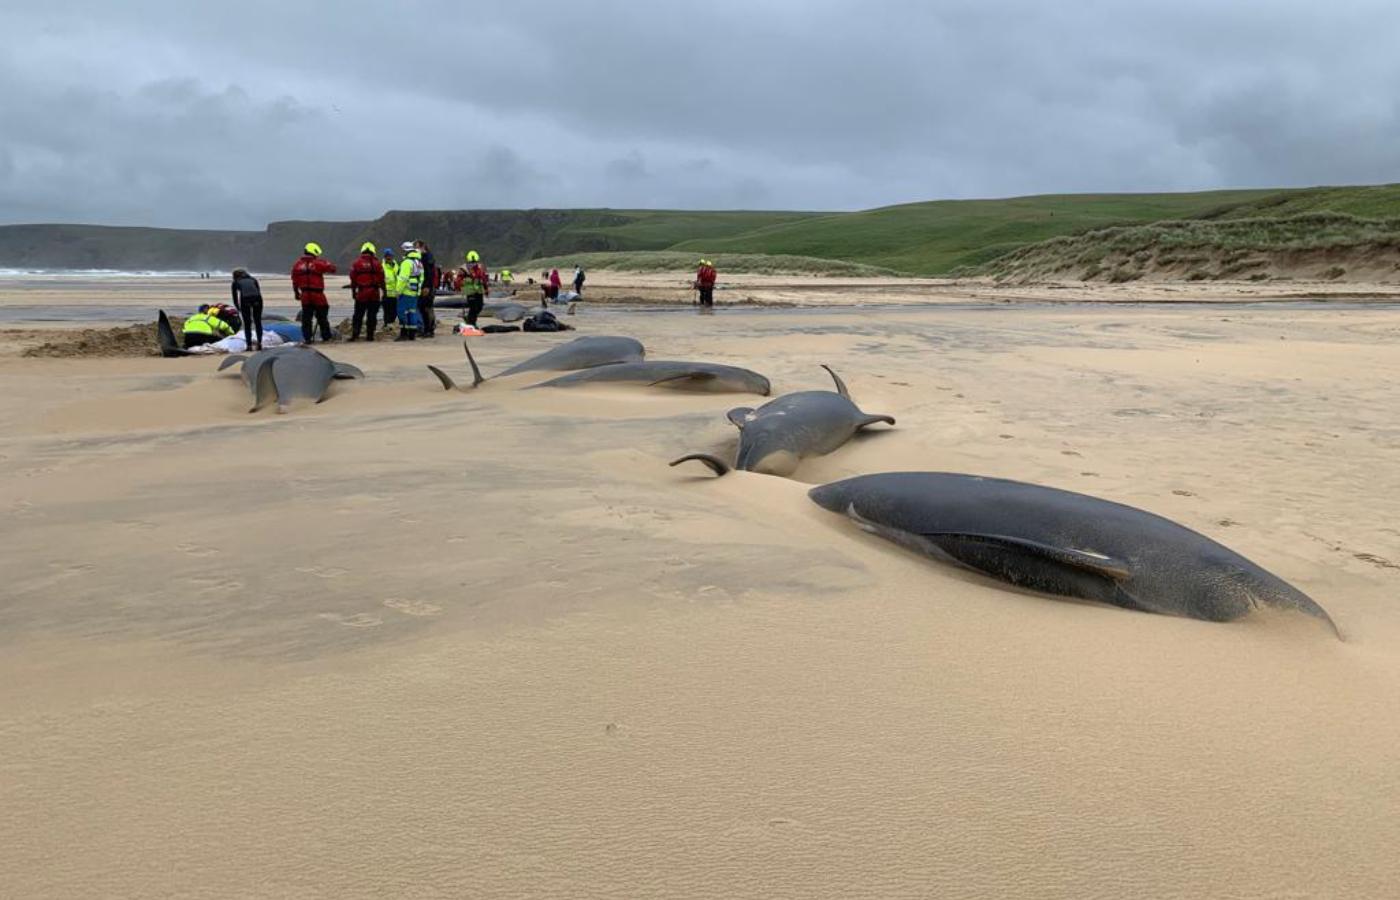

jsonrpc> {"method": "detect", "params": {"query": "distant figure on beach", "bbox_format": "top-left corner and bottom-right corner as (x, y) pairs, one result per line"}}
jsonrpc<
(694, 258), (717, 309)
(416, 240), (438, 338)
(291, 242), (338, 343)
(349, 242), (386, 342)
(230, 268), (263, 350)
(500, 268), (514, 289)
(182, 303), (235, 349)
(573, 264), (586, 295)
(380, 248), (398, 327)
(395, 242), (424, 341)
(542, 267), (562, 305)
(462, 250), (489, 327)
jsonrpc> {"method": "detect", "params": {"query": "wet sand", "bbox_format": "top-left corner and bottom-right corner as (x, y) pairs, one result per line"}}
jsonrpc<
(1, 278), (1398, 898)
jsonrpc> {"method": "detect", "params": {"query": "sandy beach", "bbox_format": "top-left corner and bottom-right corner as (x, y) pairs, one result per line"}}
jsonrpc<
(1, 274), (1397, 898)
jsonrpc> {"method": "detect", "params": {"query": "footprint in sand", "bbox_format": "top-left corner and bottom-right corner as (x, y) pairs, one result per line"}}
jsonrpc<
(1353, 553), (1400, 570)
(382, 598), (442, 617)
(445, 535), (470, 544)
(1172, 489), (1196, 497)
(296, 566), (348, 579)
(318, 612), (383, 628)
(176, 543), (219, 558)
(1061, 450), (1083, 457)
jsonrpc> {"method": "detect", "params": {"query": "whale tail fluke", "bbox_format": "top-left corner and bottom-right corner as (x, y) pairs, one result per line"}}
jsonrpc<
(427, 365), (459, 391)
(462, 339), (486, 388)
(669, 453), (731, 477)
(157, 310), (192, 358)
(250, 355), (278, 413)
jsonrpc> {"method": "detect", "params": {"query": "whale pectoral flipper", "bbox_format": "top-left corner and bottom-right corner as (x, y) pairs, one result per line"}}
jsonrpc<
(250, 356), (278, 413)
(670, 454), (731, 476)
(918, 531), (1134, 601)
(218, 354), (248, 372)
(857, 413), (896, 429)
(332, 362), (365, 380)
(726, 407), (755, 428)
(427, 365), (459, 391)
(821, 364), (849, 398)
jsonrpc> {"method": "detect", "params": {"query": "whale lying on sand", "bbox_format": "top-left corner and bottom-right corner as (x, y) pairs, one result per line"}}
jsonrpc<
(809, 471), (1337, 630)
(428, 336), (645, 391)
(671, 366), (894, 476)
(219, 347), (363, 412)
(531, 361), (771, 395)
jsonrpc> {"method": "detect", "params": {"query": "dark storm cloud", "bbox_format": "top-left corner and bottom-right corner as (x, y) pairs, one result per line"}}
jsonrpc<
(1, 0), (1398, 227)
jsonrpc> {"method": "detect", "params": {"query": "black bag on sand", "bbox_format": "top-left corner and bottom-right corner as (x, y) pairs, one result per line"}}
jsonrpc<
(522, 310), (573, 332)
(482, 324), (520, 334)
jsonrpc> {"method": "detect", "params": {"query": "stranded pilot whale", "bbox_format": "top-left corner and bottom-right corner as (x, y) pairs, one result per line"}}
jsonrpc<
(219, 346), (363, 412)
(671, 365), (894, 476)
(810, 471), (1337, 631)
(428, 335), (644, 391)
(531, 361), (771, 395)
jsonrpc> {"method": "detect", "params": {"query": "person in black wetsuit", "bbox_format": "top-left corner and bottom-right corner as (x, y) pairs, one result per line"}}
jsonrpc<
(231, 268), (264, 350)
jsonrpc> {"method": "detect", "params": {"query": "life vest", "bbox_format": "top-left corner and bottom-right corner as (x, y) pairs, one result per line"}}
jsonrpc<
(464, 263), (488, 296)
(500, 269), (513, 283)
(396, 252), (424, 297)
(350, 252), (384, 301)
(696, 265), (717, 288)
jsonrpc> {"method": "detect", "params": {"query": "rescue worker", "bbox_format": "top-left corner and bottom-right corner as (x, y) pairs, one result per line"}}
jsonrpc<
(394, 242), (424, 341)
(500, 268), (514, 288)
(380, 247), (398, 327)
(548, 267), (562, 303)
(694, 258), (718, 309)
(416, 240), (438, 338)
(291, 242), (338, 342)
(348, 241), (386, 342)
(182, 304), (236, 349)
(462, 250), (489, 327)
(230, 268), (263, 350)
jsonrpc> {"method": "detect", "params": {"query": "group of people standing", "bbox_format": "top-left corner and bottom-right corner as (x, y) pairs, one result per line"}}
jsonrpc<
(291, 239), (449, 343)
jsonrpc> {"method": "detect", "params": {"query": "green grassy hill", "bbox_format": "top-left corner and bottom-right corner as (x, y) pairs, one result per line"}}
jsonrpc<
(8, 185), (1400, 276)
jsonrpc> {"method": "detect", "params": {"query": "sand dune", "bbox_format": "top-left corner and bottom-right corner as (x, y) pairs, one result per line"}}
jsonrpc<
(1, 280), (1397, 898)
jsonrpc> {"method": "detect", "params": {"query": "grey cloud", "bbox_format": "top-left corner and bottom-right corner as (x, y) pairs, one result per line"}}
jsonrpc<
(2, 0), (1399, 227)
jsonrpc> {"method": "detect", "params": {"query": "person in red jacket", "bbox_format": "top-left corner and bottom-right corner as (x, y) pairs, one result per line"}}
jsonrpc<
(348, 241), (385, 341)
(693, 258), (717, 309)
(291, 242), (338, 342)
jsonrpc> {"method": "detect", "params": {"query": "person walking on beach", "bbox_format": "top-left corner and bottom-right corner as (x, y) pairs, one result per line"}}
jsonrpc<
(230, 267), (263, 350)
(572, 264), (586, 295)
(416, 240), (438, 338)
(380, 247), (398, 327)
(462, 250), (489, 327)
(394, 243), (424, 341)
(547, 267), (562, 305)
(694, 258), (717, 309)
(349, 242), (386, 342)
(291, 242), (338, 342)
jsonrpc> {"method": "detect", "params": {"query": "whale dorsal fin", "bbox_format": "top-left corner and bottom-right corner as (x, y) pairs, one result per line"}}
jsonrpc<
(250, 356), (278, 413)
(669, 454), (731, 476)
(462, 339), (486, 387)
(922, 532), (1132, 582)
(821, 364), (849, 398)
(332, 362), (364, 380)
(726, 407), (755, 428)
(218, 354), (248, 372)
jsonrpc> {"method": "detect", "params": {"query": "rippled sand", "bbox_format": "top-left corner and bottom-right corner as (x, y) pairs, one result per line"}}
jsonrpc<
(1, 281), (1397, 898)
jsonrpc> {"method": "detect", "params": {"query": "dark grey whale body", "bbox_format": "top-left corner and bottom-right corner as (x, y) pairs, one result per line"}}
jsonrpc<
(219, 346), (363, 412)
(428, 336), (645, 391)
(810, 472), (1336, 629)
(671, 366), (893, 476)
(532, 361), (771, 395)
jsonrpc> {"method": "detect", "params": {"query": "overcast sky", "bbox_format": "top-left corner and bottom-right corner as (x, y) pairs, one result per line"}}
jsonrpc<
(2, 0), (1397, 228)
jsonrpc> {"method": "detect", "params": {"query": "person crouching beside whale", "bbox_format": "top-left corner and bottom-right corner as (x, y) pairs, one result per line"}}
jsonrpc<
(291, 241), (338, 343)
(182, 304), (236, 349)
(231, 268), (263, 350)
(349, 242), (386, 342)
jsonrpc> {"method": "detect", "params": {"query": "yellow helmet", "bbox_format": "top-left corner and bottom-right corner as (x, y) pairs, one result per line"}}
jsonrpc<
(304, 242), (323, 256)
(466, 250), (480, 262)
(360, 241), (376, 254)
